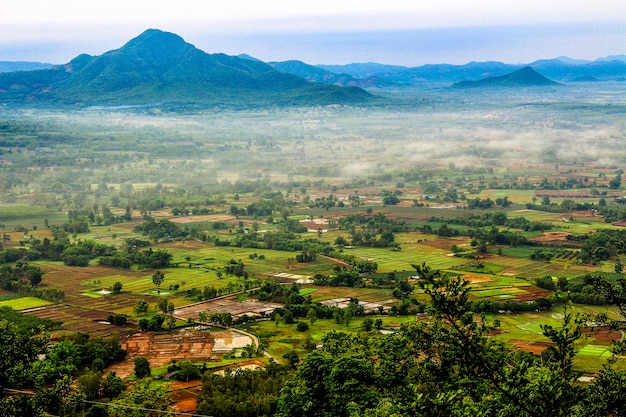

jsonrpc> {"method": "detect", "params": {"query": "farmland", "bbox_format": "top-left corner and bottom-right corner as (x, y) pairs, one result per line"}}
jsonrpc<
(1, 85), (626, 413)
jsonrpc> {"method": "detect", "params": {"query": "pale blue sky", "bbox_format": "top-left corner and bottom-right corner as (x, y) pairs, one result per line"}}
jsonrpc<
(1, 0), (625, 65)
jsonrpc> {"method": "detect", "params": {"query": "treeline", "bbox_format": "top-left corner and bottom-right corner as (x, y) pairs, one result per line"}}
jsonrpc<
(197, 363), (292, 417)
(35, 332), (126, 384)
(0, 262), (64, 302)
(428, 211), (552, 231)
(0, 306), (61, 332)
(273, 273), (626, 417)
(98, 246), (172, 269)
(534, 274), (611, 305)
(1, 234), (172, 270)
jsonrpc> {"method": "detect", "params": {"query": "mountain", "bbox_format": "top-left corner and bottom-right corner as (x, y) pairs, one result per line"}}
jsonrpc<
(0, 29), (373, 106)
(237, 54), (262, 62)
(317, 62), (408, 78)
(554, 56), (591, 65)
(452, 66), (559, 89)
(310, 58), (626, 87)
(270, 60), (387, 88)
(596, 55), (626, 63)
(0, 61), (54, 73)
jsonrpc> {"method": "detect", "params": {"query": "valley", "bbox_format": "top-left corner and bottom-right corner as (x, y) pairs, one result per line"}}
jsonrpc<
(1, 82), (626, 415)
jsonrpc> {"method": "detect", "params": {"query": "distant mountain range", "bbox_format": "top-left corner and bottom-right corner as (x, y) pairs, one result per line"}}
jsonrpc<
(0, 29), (624, 107)
(0, 29), (373, 106)
(0, 61), (54, 73)
(268, 57), (625, 88)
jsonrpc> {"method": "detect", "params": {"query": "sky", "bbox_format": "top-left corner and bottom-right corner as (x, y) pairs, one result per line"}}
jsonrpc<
(1, 0), (625, 66)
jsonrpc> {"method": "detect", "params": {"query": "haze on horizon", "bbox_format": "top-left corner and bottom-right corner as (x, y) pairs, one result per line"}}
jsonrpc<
(1, 0), (625, 66)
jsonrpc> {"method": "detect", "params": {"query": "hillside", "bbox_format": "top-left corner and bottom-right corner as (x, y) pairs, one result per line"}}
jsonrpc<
(452, 66), (559, 89)
(0, 29), (373, 106)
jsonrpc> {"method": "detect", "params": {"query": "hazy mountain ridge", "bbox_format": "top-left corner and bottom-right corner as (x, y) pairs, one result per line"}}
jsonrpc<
(0, 61), (54, 73)
(308, 56), (626, 87)
(268, 60), (389, 88)
(0, 29), (373, 106)
(0, 29), (623, 104)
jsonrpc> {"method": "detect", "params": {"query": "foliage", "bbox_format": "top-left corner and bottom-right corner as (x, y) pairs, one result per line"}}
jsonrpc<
(197, 362), (292, 417)
(133, 357), (151, 379)
(0, 306), (60, 333)
(108, 378), (172, 417)
(276, 264), (626, 417)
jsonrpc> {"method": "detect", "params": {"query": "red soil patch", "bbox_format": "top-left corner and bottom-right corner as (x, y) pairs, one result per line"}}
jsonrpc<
(419, 238), (459, 250)
(106, 330), (219, 379)
(512, 288), (553, 302)
(509, 339), (555, 355)
(25, 304), (137, 338)
(582, 326), (623, 344)
(464, 275), (493, 283)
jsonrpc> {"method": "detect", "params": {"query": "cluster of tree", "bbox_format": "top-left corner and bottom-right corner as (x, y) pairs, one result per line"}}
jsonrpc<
(568, 229), (626, 264)
(133, 218), (189, 241)
(429, 211), (552, 232)
(2, 236), (118, 268)
(98, 247), (172, 269)
(0, 262), (64, 302)
(530, 248), (576, 262)
(230, 195), (288, 217)
(465, 196), (498, 209)
(225, 259), (247, 278)
(171, 206), (214, 216)
(349, 229), (398, 248)
(35, 333), (126, 384)
(196, 363), (292, 417)
(336, 253), (378, 273)
(533, 274), (619, 306)
(138, 314), (166, 331)
(186, 279), (261, 302)
(166, 360), (203, 382)
(314, 267), (364, 288)
(68, 205), (131, 227)
(470, 297), (552, 313)
(233, 230), (305, 250)
(469, 225), (530, 248)
(307, 194), (345, 210)
(337, 212), (408, 234)
(204, 312), (233, 327)
(0, 306), (60, 332)
(381, 190), (401, 205)
(76, 370), (127, 402)
(275, 271), (626, 417)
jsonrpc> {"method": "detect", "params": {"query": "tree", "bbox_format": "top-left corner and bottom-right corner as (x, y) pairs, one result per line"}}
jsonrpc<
(133, 357), (151, 379)
(101, 372), (126, 399)
(0, 320), (49, 416)
(134, 299), (149, 316)
(77, 370), (102, 400)
(157, 298), (169, 314)
(277, 264), (610, 417)
(109, 379), (171, 417)
(151, 271), (165, 291)
(361, 317), (374, 332)
(112, 281), (123, 293)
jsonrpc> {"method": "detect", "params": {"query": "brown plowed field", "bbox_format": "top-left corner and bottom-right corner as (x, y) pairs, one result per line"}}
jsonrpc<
(174, 297), (283, 322)
(105, 329), (253, 379)
(24, 304), (137, 338)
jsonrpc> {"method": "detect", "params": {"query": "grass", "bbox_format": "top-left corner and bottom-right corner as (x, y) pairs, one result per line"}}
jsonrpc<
(0, 297), (53, 310)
